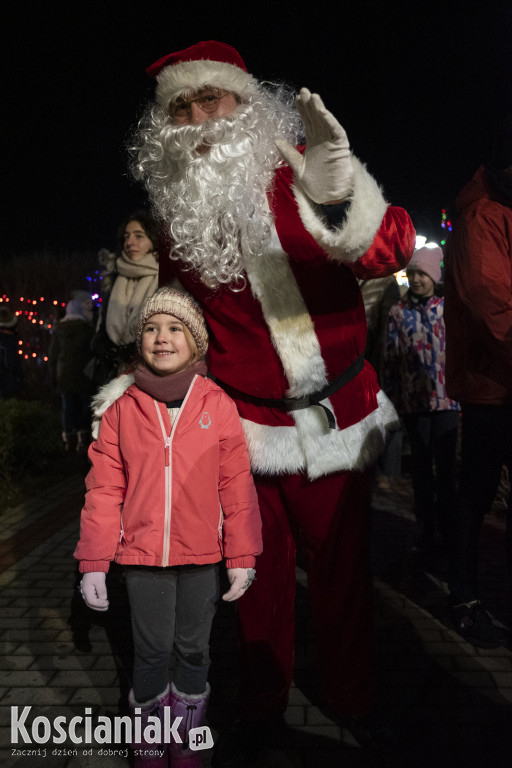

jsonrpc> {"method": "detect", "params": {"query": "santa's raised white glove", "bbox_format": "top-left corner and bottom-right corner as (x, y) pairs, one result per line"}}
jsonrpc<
(80, 572), (109, 611)
(222, 568), (256, 602)
(275, 88), (354, 204)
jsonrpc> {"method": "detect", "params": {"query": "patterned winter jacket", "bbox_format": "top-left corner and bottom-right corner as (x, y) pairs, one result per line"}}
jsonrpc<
(381, 292), (459, 415)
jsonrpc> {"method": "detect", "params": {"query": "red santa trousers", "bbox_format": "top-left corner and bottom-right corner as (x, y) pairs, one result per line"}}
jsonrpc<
(236, 467), (376, 720)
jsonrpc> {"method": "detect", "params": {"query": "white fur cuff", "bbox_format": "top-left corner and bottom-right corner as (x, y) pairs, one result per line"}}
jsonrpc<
(293, 156), (389, 263)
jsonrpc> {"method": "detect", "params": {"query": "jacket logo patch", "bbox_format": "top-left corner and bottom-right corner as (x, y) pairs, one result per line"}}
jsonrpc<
(199, 412), (212, 430)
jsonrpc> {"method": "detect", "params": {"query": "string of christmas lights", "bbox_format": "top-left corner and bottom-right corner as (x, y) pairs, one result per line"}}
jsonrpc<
(1, 269), (103, 364)
(440, 209), (452, 246)
(4, 223), (455, 367)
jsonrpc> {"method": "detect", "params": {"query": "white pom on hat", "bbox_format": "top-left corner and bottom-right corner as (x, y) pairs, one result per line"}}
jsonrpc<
(137, 288), (208, 357)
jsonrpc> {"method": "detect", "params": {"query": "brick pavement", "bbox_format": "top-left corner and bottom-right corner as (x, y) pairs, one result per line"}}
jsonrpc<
(0, 464), (511, 768)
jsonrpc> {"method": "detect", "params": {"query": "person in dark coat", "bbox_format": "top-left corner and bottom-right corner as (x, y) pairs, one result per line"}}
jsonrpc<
(49, 291), (94, 452)
(444, 115), (512, 649)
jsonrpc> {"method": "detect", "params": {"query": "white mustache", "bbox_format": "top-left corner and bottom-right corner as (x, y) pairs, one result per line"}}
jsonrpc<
(162, 111), (248, 157)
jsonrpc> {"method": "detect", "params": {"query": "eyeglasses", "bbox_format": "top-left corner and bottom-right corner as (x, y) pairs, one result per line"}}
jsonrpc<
(169, 89), (230, 121)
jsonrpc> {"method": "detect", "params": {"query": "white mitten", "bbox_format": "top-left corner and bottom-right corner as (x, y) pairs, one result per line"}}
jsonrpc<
(222, 568), (256, 602)
(80, 572), (109, 611)
(275, 88), (354, 204)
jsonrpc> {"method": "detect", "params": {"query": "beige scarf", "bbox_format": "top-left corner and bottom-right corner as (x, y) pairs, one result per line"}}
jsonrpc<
(106, 251), (159, 346)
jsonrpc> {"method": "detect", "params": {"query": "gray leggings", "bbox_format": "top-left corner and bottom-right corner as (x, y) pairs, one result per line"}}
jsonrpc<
(124, 564), (220, 702)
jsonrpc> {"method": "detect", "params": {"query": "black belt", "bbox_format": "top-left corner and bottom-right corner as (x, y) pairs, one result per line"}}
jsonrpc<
(209, 354), (364, 429)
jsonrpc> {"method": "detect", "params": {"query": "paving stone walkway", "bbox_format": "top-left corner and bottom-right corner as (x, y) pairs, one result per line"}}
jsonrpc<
(0, 464), (511, 767)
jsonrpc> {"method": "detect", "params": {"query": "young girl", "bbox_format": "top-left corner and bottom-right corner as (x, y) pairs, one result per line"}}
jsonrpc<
(74, 288), (262, 767)
(381, 245), (459, 556)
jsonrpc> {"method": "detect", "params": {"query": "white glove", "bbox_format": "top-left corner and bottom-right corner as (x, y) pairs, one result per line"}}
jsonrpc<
(222, 568), (256, 602)
(80, 572), (109, 611)
(275, 88), (354, 204)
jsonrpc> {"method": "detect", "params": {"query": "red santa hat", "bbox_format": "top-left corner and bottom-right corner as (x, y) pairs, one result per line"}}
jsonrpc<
(146, 41), (260, 108)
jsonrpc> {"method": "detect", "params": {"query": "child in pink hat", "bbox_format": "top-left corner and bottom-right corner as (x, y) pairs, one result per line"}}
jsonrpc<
(382, 245), (459, 555)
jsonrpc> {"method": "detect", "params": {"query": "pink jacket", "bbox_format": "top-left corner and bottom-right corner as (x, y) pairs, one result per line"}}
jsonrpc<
(74, 375), (262, 572)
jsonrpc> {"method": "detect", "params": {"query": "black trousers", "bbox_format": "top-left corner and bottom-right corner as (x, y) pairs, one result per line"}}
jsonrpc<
(402, 410), (459, 546)
(449, 403), (512, 604)
(124, 564), (220, 703)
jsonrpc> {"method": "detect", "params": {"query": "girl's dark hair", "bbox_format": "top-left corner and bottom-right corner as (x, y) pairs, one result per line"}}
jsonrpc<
(116, 209), (160, 252)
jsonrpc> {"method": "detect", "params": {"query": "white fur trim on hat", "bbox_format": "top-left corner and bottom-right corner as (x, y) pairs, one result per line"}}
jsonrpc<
(155, 59), (260, 108)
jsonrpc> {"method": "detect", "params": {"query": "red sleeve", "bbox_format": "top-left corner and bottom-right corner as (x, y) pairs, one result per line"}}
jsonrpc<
(350, 206), (416, 280)
(447, 203), (512, 373)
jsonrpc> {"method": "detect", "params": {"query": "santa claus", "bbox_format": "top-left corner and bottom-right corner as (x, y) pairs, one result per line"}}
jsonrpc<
(129, 40), (415, 764)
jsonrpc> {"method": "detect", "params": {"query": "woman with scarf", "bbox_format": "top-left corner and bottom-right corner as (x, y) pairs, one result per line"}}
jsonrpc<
(90, 210), (159, 385)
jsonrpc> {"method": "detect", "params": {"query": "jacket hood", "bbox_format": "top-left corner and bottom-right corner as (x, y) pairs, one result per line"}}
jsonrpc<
(90, 371), (217, 439)
(91, 374), (134, 439)
(456, 165), (512, 212)
(455, 166), (491, 212)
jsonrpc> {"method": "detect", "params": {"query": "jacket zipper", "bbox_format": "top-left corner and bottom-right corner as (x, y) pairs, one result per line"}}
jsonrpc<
(155, 402), (172, 568)
(218, 504), (224, 555)
(153, 376), (198, 568)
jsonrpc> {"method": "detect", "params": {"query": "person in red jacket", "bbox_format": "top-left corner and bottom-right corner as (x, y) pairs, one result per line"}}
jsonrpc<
(444, 115), (512, 649)
(74, 287), (262, 768)
(129, 41), (415, 761)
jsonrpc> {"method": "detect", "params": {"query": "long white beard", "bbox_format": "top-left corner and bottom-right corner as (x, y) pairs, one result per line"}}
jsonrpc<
(131, 87), (302, 289)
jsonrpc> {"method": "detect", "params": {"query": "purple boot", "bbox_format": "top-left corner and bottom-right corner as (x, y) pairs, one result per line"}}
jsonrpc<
(168, 683), (211, 767)
(129, 685), (170, 767)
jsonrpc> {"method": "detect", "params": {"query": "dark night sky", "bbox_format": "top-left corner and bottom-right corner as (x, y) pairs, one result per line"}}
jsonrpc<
(4, 1), (512, 256)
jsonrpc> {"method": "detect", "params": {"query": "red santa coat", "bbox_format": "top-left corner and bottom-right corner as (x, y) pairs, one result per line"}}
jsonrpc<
(160, 156), (415, 479)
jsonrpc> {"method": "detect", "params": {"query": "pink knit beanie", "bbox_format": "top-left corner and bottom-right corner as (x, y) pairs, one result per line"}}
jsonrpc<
(407, 245), (443, 284)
